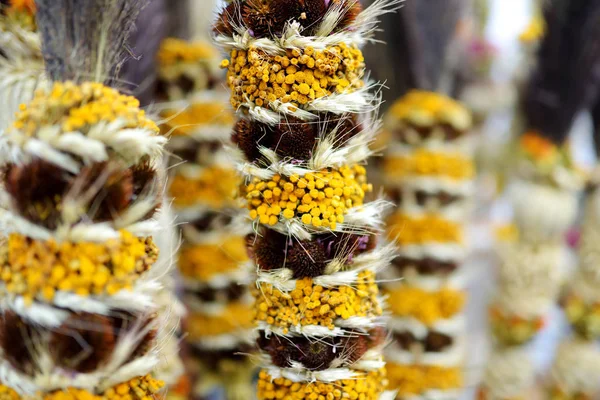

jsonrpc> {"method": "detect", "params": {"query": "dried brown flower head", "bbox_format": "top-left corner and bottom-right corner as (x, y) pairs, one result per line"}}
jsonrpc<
(50, 313), (116, 373)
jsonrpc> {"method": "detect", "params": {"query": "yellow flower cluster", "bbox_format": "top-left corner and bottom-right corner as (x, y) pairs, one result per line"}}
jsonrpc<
(157, 38), (218, 66)
(386, 363), (462, 396)
(178, 236), (248, 281)
(384, 150), (474, 181)
(245, 166), (372, 230)
(187, 303), (254, 339)
(494, 223), (519, 243)
(0, 384), (19, 400)
(387, 213), (463, 245)
(224, 44), (364, 110)
(548, 386), (592, 400)
(386, 286), (465, 326)
(489, 306), (544, 346)
(13, 82), (158, 137)
(387, 90), (472, 130)
(41, 375), (164, 400)
(563, 294), (600, 339)
(161, 102), (234, 137)
(257, 369), (387, 400)
(254, 270), (381, 333)
(519, 15), (545, 43)
(169, 166), (239, 209)
(0, 231), (157, 303)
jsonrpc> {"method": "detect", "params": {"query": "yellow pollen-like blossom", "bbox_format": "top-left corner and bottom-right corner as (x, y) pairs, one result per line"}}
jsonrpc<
(384, 150), (475, 181)
(0, 384), (19, 400)
(254, 270), (381, 333)
(12, 81), (158, 137)
(245, 165), (372, 230)
(386, 363), (463, 396)
(0, 231), (157, 303)
(224, 44), (365, 110)
(160, 102), (234, 137)
(257, 369), (387, 400)
(169, 166), (239, 209)
(187, 303), (254, 339)
(519, 15), (546, 43)
(157, 38), (218, 66)
(387, 213), (464, 246)
(386, 286), (465, 325)
(42, 375), (164, 400)
(178, 236), (248, 281)
(387, 90), (472, 130)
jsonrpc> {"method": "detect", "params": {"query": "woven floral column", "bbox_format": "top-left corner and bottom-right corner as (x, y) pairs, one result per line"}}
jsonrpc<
(477, 133), (583, 399)
(0, 1), (175, 398)
(214, 0), (399, 399)
(381, 91), (474, 399)
(156, 38), (256, 399)
(548, 183), (600, 399)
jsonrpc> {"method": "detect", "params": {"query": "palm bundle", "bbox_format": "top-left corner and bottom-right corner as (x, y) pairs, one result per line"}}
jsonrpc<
(0, 0), (176, 398)
(376, 1), (473, 397)
(481, 235), (560, 397)
(214, 0), (400, 398)
(382, 90), (474, 399)
(156, 37), (256, 399)
(547, 183), (600, 399)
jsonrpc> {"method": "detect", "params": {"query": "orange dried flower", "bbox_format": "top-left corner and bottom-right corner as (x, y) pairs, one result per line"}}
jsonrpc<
(520, 131), (557, 161)
(9, 0), (36, 14)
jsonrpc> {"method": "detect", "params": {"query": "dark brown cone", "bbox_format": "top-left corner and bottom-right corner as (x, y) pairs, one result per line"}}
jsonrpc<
(213, 1), (243, 36)
(243, 0), (276, 38)
(0, 311), (35, 374)
(50, 313), (116, 373)
(112, 312), (158, 362)
(424, 332), (453, 352)
(273, 117), (317, 160)
(78, 163), (134, 221)
(341, 334), (369, 363)
(296, 339), (338, 370)
(5, 159), (71, 229)
(286, 240), (328, 278)
(257, 332), (295, 368)
(336, 0), (363, 30)
(233, 118), (272, 161)
(251, 230), (287, 270)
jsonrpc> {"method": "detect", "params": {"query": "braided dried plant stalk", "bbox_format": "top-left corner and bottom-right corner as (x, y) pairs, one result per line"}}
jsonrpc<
(156, 38), (256, 399)
(381, 91), (474, 399)
(0, 0), (177, 398)
(372, 1), (474, 397)
(214, 0), (401, 399)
